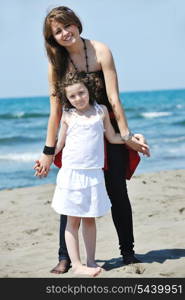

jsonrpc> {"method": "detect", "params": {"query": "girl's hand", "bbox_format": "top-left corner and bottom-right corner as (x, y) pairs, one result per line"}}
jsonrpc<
(33, 154), (54, 178)
(126, 133), (150, 157)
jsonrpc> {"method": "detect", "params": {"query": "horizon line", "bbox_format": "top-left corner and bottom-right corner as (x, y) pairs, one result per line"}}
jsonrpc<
(0, 86), (185, 100)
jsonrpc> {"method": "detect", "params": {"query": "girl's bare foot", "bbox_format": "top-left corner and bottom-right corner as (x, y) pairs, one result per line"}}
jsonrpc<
(87, 261), (102, 268)
(73, 265), (101, 277)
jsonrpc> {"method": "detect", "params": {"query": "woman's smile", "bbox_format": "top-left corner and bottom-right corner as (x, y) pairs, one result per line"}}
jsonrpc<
(51, 21), (79, 45)
(63, 34), (72, 41)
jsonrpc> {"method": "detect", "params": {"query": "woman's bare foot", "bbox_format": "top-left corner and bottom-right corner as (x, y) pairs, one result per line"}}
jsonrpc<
(50, 259), (71, 274)
(73, 265), (101, 277)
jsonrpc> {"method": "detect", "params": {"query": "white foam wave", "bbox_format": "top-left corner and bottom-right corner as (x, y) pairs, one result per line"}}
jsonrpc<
(163, 136), (185, 143)
(0, 152), (41, 162)
(141, 112), (172, 118)
(150, 144), (185, 158)
(13, 112), (25, 118)
(176, 104), (185, 109)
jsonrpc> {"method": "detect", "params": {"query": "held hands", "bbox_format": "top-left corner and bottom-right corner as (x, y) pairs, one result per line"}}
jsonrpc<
(33, 135), (150, 177)
(33, 153), (54, 178)
(126, 133), (150, 157)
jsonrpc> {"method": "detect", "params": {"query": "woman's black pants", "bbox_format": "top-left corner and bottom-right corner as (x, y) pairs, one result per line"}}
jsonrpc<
(58, 143), (135, 261)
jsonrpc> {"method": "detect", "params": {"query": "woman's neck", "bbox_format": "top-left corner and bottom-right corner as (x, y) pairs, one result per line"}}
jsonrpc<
(65, 37), (84, 55)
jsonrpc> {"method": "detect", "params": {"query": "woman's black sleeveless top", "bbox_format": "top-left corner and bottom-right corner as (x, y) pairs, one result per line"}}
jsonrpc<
(62, 38), (119, 132)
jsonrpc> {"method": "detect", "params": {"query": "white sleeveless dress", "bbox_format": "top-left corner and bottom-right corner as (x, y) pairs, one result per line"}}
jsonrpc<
(51, 103), (111, 217)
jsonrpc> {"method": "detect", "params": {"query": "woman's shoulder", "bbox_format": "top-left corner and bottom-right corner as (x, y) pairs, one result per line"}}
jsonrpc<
(89, 39), (111, 53)
(88, 39), (112, 63)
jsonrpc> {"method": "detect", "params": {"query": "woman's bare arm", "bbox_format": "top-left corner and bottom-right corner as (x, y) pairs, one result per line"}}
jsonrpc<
(34, 63), (63, 177)
(96, 42), (150, 156)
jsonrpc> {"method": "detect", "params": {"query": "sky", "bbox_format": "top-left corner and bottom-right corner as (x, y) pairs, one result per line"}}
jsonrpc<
(1, 0), (185, 98)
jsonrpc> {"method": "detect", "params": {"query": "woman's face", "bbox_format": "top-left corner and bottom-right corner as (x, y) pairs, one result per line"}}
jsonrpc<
(51, 20), (80, 46)
(65, 83), (90, 112)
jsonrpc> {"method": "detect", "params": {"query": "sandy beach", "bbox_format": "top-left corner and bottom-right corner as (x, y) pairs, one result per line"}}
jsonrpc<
(0, 169), (185, 278)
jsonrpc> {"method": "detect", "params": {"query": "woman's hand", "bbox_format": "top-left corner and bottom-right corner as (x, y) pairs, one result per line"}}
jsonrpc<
(33, 154), (54, 178)
(126, 133), (150, 157)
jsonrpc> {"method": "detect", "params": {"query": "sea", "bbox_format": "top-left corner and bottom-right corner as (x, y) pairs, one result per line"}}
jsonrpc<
(0, 88), (185, 190)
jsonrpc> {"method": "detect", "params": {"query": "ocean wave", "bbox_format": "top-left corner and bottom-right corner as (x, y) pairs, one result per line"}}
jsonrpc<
(141, 112), (172, 118)
(0, 152), (41, 162)
(173, 120), (185, 126)
(160, 136), (185, 143)
(0, 136), (42, 144)
(176, 104), (185, 109)
(0, 112), (49, 120)
(162, 136), (185, 143)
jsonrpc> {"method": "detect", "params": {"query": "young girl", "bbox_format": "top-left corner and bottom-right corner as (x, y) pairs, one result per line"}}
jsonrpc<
(51, 74), (125, 276)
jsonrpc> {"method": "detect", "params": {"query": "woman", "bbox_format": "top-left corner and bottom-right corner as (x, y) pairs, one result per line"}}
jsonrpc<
(34, 6), (150, 274)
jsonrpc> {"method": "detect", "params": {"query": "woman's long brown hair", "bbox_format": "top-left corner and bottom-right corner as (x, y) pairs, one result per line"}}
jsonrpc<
(43, 6), (83, 97)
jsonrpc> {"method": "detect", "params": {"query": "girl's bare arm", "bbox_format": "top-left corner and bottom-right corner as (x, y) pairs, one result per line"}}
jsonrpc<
(102, 105), (124, 144)
(55, 114), (68, 155)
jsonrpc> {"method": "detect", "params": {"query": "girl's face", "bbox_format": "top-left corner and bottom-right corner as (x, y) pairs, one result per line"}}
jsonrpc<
(51, 20), (80, 46)
(65, 83), (90, 111)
